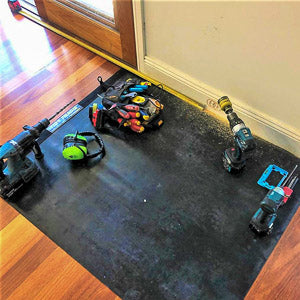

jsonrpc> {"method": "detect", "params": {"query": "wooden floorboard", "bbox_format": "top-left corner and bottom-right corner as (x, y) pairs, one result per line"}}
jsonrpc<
(0, 202), (121, 300)
(0, 200), (19, 230)
(0, 2), (120, 299)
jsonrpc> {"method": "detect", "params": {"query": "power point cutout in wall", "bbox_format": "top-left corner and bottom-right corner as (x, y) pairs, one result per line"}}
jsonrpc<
(206, 98), (220, 111)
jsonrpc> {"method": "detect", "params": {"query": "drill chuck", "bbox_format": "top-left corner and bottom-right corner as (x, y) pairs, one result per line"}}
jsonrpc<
(32, 118), (50, 134)
(227, 112), (244, 130)
(218, 96), (244, 129)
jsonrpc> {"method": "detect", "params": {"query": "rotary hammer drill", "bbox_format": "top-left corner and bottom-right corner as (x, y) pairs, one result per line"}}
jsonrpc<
(0, 100), (74, 199)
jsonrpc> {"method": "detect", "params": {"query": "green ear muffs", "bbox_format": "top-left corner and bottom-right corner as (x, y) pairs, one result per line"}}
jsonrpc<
(62, 131), (105, 160)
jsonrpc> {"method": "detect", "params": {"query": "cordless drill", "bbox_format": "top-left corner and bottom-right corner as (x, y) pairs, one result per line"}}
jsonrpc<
(218, 96), (256, 172)
(0, 100), (75, 199)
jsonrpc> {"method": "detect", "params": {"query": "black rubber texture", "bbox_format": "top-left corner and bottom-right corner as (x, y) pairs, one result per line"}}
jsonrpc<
(9, 71), (300, 300)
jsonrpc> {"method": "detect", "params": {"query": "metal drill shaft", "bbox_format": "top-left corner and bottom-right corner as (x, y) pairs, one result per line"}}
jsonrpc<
(288, 176), (299, 189)
(281, 165), (298, 187)
(48, 99), (76, 121)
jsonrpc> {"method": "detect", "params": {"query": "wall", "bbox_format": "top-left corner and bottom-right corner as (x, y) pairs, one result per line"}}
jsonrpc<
(134, 1), (300, 157)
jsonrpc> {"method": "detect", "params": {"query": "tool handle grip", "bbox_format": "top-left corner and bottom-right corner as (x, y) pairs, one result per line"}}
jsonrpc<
(123, 104), (140, 111)
(32, 141), (44, 159)
(0, 159), (5, 179)
(282, 186), (294, 204)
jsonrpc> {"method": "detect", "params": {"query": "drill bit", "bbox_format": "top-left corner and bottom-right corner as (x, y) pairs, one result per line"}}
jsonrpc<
(280, 165), (298, 187)
(48, 99), (76, 121)
(288, 176), (299, 189)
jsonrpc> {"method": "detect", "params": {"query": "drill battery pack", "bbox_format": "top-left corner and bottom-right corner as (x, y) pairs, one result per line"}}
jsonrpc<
(222, 148), (246, 173)
(0, 157), (39, 199)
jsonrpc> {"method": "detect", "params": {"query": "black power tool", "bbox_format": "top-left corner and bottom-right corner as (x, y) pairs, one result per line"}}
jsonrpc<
(0, 100), (75, 199)
(218, 96), (256, 172)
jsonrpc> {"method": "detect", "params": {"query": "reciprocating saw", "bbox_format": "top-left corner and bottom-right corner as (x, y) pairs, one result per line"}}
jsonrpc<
(0, 99), (75, 199)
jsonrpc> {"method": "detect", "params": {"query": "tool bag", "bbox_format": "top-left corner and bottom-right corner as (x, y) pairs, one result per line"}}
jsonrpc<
(90, 76), (164, 133)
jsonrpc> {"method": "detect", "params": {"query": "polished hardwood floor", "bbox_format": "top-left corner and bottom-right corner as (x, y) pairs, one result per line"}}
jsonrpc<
(1, 3), (120, 299)
(0, 202), (121, 300)
(245, 208), (300, 299)
(1, 2), (300, 300)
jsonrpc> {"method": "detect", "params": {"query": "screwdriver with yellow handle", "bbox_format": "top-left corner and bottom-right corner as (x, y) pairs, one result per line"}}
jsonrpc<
(118, 118), (144, 133)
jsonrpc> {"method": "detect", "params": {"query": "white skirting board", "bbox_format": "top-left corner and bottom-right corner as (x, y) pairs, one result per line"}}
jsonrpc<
(142, 56), (300, 157)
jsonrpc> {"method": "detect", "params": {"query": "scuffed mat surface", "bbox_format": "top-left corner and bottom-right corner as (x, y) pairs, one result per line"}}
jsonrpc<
(9, 70), (300, 299)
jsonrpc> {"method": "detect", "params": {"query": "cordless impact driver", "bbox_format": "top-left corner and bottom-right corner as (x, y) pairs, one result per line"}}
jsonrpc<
(0, 100), (75, 199)
(249, 165), (299, 235)
(218, 96), (256, 172)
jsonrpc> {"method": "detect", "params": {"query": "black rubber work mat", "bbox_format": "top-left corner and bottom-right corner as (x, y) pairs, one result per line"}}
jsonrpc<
(9, 70), (300, 299)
